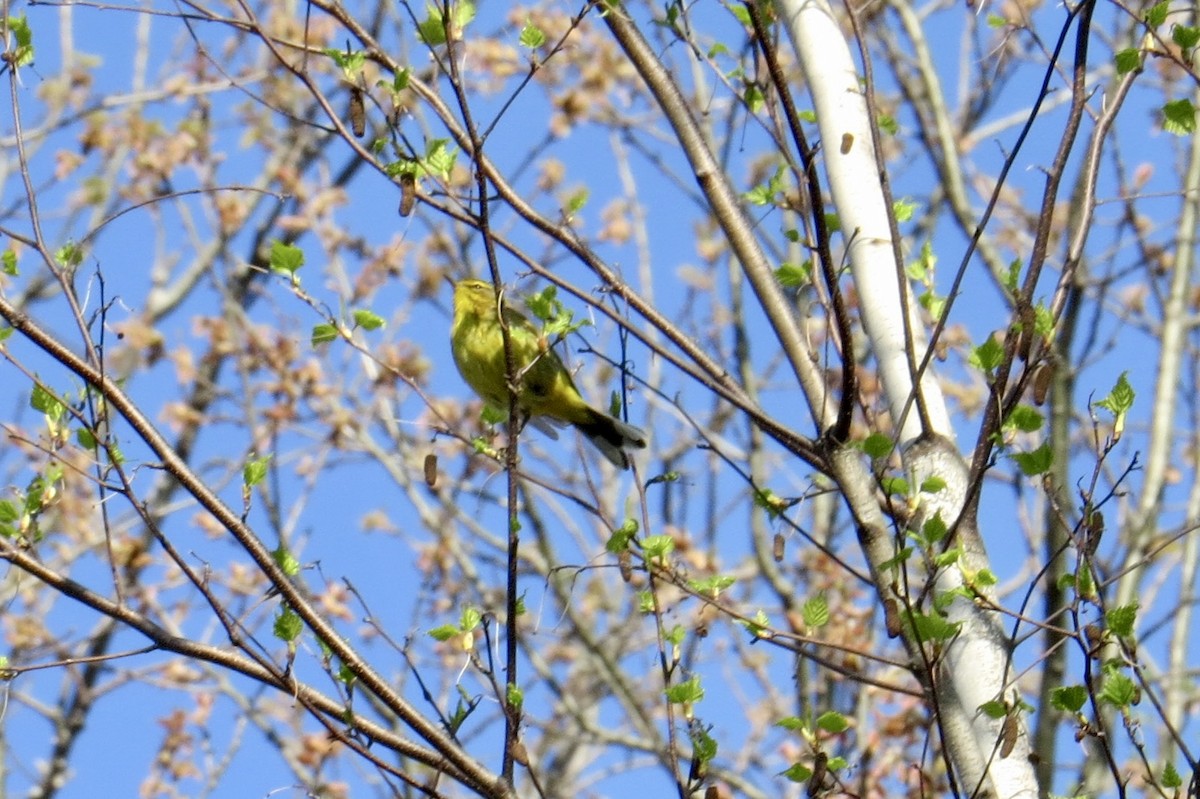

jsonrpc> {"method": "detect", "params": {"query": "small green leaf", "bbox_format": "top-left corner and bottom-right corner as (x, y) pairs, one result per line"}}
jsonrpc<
(1105, 603), (1138, 638)
(986, 12), (1007, 27)
(978, 700), (1007, 719)
(272, 545), (300, 577)
(775, 261), (811, 287)
(920, 475), (946, 493)
(30, 384), (65, 420)
(428, 624), (459, 641)
(1163, 98), (1196, 136)
(352, 309), (386, 331)
(269, 240), (304, 275)
(606, 518), (638, 553)
(1145, 0), (1169, 27)
(862, 433), (894, 459)
(1049, 684), (1087, 713)
(563, 187), (589, 219)
(689, 575), (736, 597)
(781, 763), (812, 783)
(879, 476), (909, 496)
(518, 18), (546, 48)
(664, 676), (704, 706)
(56, 241), (83, 269)
(311, 323), (338, 346)
(970, 336), (1005, 374)
(815, 710), (848, 733)
(506, 682), (523, 712)
(775, 716), (804, 731)
(1114, 48), (1141, 75)
(423, 138), (458, 179)
(1004, 404), (1044, 433)
(1174, 25), (1200, 49)
(1, 249), (16, 276)
(1012, 442), (1053, 476)
(801, 593), (829, 629)
(76, 427), (97, 449)
(1163, 761), (1182, 789)
(744, 83), (764, 114)
(1098, 669), (1136, 707)
(459, 605), (482, 631)
(892, 198), (917, 222)
(274, 606), (302, 642)
(922, 512), (948, 544)
(7, 15), (34, 67)
(641, 534), (676, 561)
(243, 454), (271, 487)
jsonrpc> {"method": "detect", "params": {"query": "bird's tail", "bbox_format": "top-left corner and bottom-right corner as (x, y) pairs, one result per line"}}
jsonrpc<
(575, 409), (648, 470)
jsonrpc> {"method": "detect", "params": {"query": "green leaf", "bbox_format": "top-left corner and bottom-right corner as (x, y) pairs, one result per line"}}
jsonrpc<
(1098, 669), (1137, 707)
(1004, 404), (1044, 433)
(664, 676), (704, 706)
(606, 517), (638, 553)
(775, 261), (811, 287)
(1012, 442), (1053, 476)
(744, 165), (786, 206)
(781, 763), (812, 783)
(269, 240), (304, 275)
(30, 383), (65, 420)
(352, 308), (386, 331)
(506, 682), (523, 712)
(861, 433), (894, 459)
(0, 501), (18, 523)
(311, 323), (338, 346)
(56, 241), (83, 270)
(417, 0), (476, 44)
(322, 47), (366, 78)
(423, 138), (458, 179)
(920, 475), (946, 493)
(744, 83), (764, 113)
(641, 534), (676, 561)
(802, 593), (829, 628)
(1003, 258), (1023, 295)
(243, 454), (271, 487)
(986, 12), (1007, 27)
(272, 545), (300, 577)
(1163, 98), (1196, 136)
(1105, 603), (1138, 638)
(907, 610), (961, 641)
(1096, 371), (1134, 440)
(815, 710), (848, 733)
(689, 575), (736, 598)
(7, 15), (34, 67)
(892, 198), (917, 222)
(76, 427), (97, 449)
(969, 336), (1005, 374)
(518, 18), (546, 48)
(563, 187), (588, 219)
(1049, 684), (1088, 713)
(877, 114), (898, 135)
(1, 249), (16, 276)
(1145, 0), (1169, 27)
(775, 715), (804, 731)
(273, 606), (302, 642)
(879, 476), (909, 496)
(978, 700), (1007, 719)
(1174, 25), (1200, 49)
(427, 624), (459, 641)
(1163, 761), (1182, 789)
(1114, 48), (1141, 75)
(922, 511), (948, 544)
(459, 605), (481, 631)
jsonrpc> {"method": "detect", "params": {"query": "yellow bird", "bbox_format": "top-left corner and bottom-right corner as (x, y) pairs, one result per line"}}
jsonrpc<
(450, 279), (647, 469)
